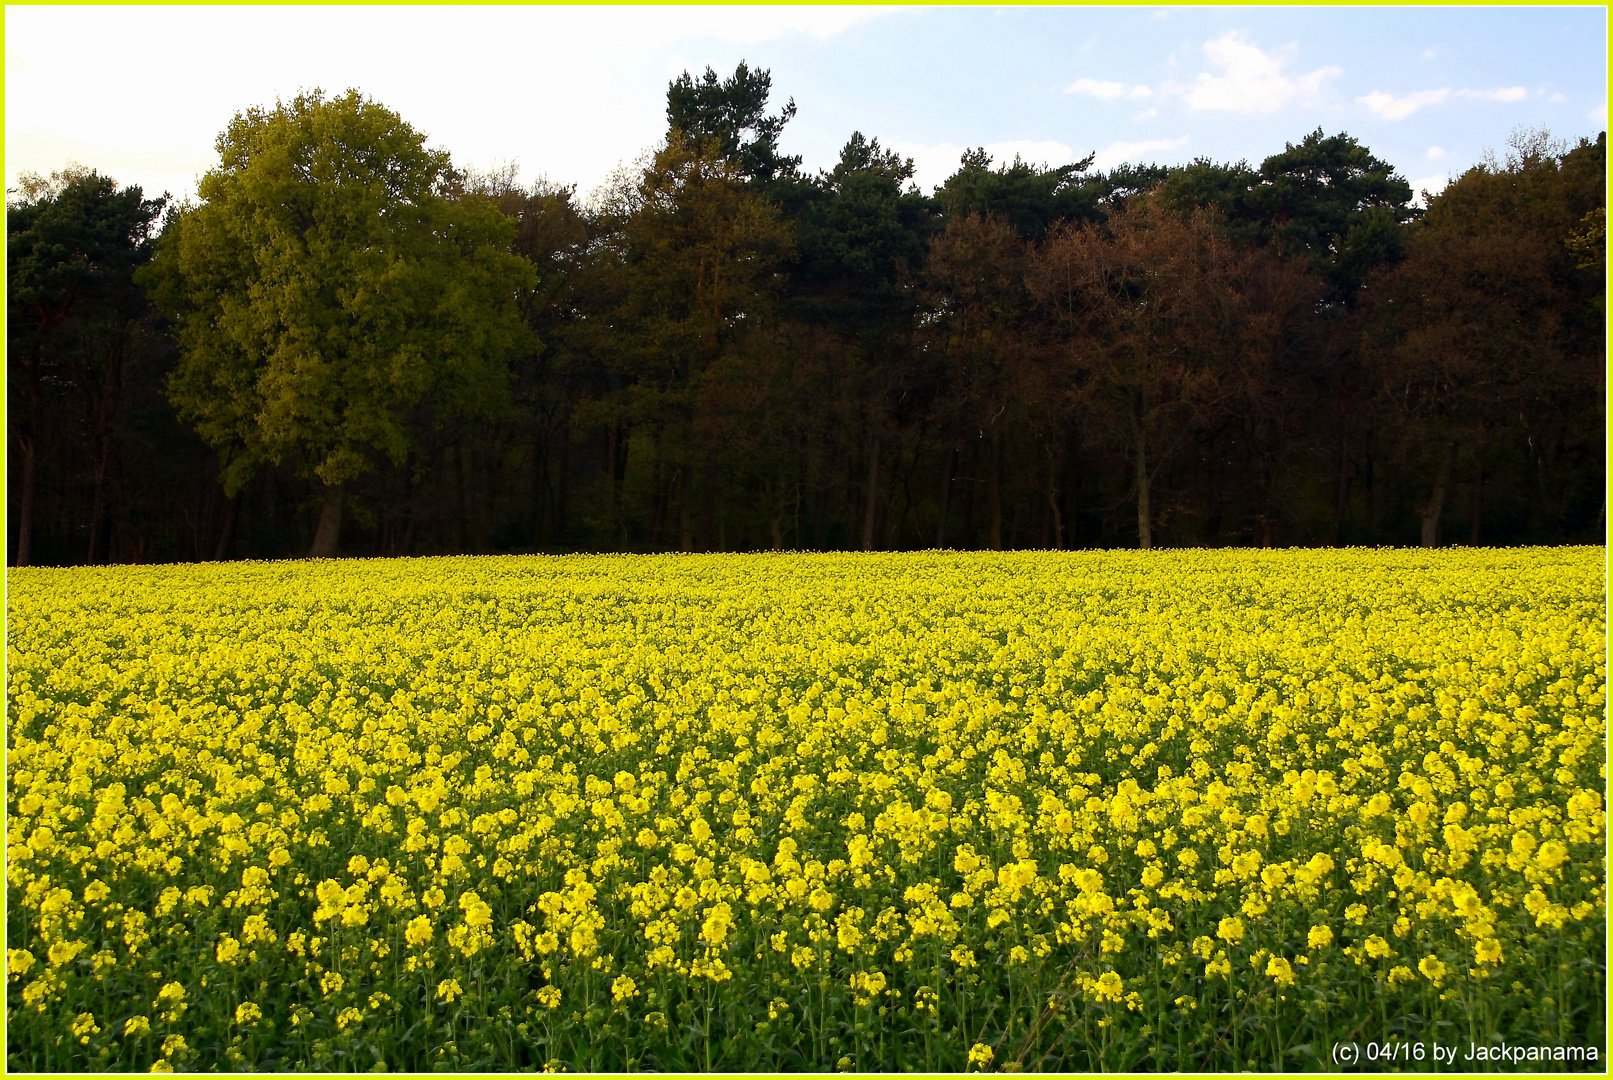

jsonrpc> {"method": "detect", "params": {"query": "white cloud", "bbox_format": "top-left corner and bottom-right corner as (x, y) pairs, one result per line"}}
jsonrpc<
(887, 142), (968, 192)
(1360, 86), (1529, 123)
(1134, 107), (1160, 121)
(1425, 146), (1445, 160)
(1409, 173), (1450, 207)
(1177, 32), (1341, 114)
(1066, 78), (1128, 101)
(1359, 89), (1451, 121)
(1092, 135), (1190, 170)
(1065, 79), (1153, 102)
(1457, 87), (1528, 103)
(1592, 102), (1609, 125)
(1549, 92), (1568, 103)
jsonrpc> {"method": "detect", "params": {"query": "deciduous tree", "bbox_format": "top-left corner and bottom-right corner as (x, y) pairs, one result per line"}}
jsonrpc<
(1364, 130), (1605, 545)
(1030, 201), (1315, 548)
(142, 89), (533, 557)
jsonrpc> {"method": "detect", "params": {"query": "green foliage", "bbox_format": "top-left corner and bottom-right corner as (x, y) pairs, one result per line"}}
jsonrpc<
(937, 148), (1102, 239)
(9, 170), (167, 405)
(814, 134), (930, 285)
(140, 89), (535, 496)
(792, 133), (935, 334)
(1252, 129), (1416, 287)
(9, 170), (165, 323)
(666, 61), (801, 184)
(619, 136), (795, 382)
(13, 66), (1604, 562)
(1094, 161), (1175, 206)
(1156, 130), (1417, 305)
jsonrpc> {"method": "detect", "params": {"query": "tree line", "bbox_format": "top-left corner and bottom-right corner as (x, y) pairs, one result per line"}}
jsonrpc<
(9, 67), (1605, 564)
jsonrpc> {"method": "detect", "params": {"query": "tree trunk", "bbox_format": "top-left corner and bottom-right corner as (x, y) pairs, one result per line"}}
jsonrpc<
(988, 430), (1003, 551)
(213, 494), (237, 561)
(701, 435), (719, 553)
(962, 442), (976, 549)
(85, 483), (107, 565)
(86, 431), (112, 564)
(14, 433), (36, 567)
(680, 418), (694, 553)
(1363, 447), (1380, 541)
(1469, 435), (1485, 545)
(1333, 425), (1350, 547)
(650, 429), (667, 550)
(193, 490), (215, 564)
(1132, 397), (1152, 550)
(83, 333), (128, 565)
(1259, 453), (1276, 548)
(260, 469), (280, 557)
(1045, 441), (1063, 551)
(398, 466), (415, 557)
(310, 486), (344, 558)
(606, 421), (631, 548)
(531, 411), (554, 546)
(1419, 441), (1455, 548)
(935, 446), (955, 549)
(606, 423), (619, 511)
(886, 433), (919, 550)
(454, 443), (472, 553)
(556, 411), (571, 547)
(862, 424), (881, 552)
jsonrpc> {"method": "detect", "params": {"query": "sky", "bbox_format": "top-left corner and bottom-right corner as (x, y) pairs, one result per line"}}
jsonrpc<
(6, 5), (1607, 208)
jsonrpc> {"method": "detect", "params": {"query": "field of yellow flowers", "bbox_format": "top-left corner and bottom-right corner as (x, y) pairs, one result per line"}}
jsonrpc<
(7, 549), (1606, 1071)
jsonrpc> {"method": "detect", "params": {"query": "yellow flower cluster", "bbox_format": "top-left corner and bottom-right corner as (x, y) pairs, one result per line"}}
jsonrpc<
(6, 548), (1605, 1071)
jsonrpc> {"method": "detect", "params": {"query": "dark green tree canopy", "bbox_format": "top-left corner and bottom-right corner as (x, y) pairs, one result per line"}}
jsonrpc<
(9, 170), (166, 334)
(1253, 129), (1416, 298)
(666, 62), (801, 183)
(8, 168), (170, 566)
(1154, 158), (1260, 227)
(1155, 130), (1416, 304)
(1093, 161), (1174, 207)
(799, 134), (932, 293)
(827, 131), (915, 185)
(936, 147), (1101, 239)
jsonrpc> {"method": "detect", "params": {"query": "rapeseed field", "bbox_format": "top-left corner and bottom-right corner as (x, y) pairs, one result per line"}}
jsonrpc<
(6, 549), (1605, 1071)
